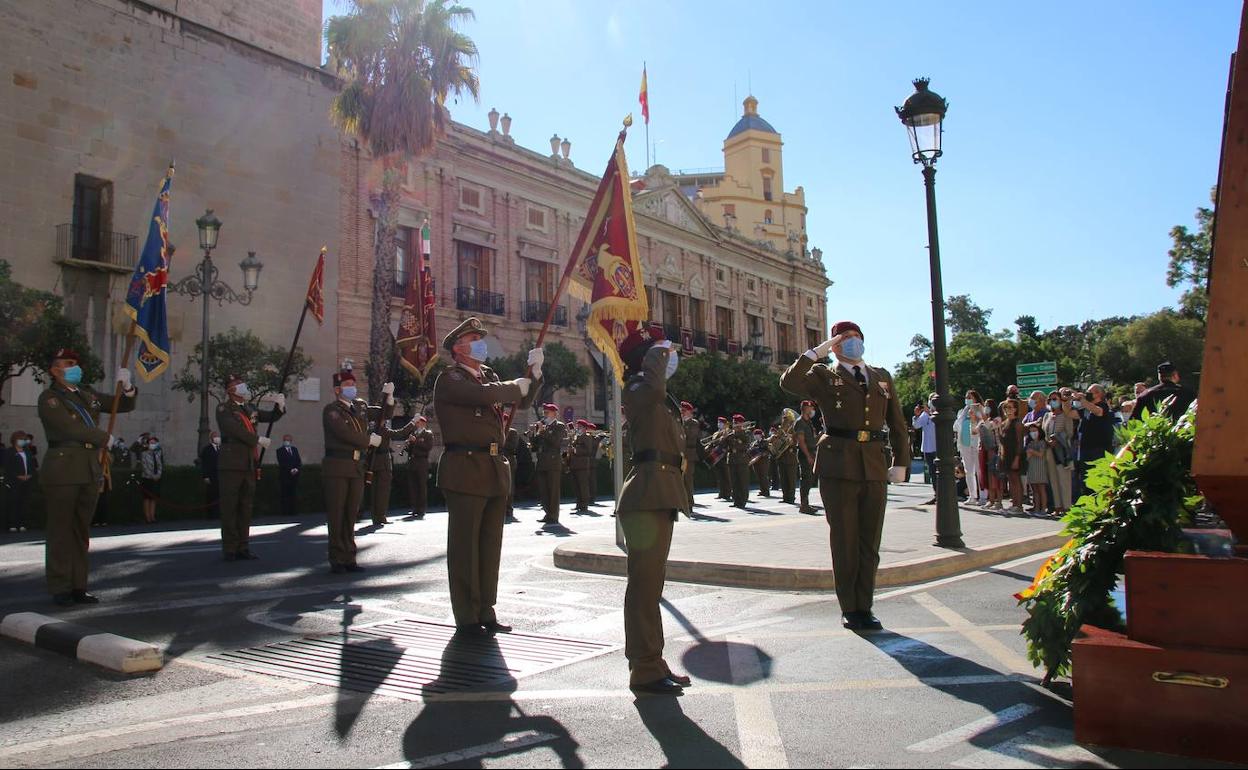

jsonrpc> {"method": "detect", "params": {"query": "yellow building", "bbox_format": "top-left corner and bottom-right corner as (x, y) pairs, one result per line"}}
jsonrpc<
(675, 96), (809, 255)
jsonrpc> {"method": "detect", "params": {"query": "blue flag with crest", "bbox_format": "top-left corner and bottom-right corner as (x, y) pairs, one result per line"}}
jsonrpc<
(124, 164), (174, 381)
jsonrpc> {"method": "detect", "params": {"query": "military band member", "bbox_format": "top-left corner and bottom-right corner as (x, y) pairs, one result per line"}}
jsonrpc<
(780, 321), (910, 631)
(434, 317), (541, 635)
(750, 427), (772, 497)
(723, 414), (752, 508)
(712, 416), (731, 500)
(794, 400), (819, 514)
(216, 375), (285, 561)
(680, 401), (700, 509)
(37, 349), (137, 606)
(323, 370), (381, 573)
(775, 415), (800, 505)
(529, 403), (566, 524)
(367, 399), (419, 526)
(569, 419), (596, 514)
(404, 415), (434, 520)
(502, 426), (522, 523)
(616, 327), (692, 694)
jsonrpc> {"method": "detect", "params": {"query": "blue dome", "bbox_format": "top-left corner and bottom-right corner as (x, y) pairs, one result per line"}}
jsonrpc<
(727, 114), (777, 139)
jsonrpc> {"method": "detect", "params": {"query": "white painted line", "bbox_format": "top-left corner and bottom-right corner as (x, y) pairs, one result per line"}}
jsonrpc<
(0, 612), (53, 645)
(911, 593), (1032, 674)
(951, 726), (1115, 768)
(76, 632), (163, 673)
(875, 553), (1050, 602)
(906, 704), (1041, 753)
(375, 730), (558, 769)
(728, 635), (789, 769)
(673, 615), (792, 642)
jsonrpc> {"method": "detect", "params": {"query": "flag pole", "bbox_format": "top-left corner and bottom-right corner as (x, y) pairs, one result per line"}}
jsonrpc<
(644, 61), (651, 170)
(255, 290), (313, 471)
(99, 321), (138, 488)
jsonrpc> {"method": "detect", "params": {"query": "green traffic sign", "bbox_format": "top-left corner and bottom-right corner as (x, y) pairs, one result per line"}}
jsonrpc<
(1017, 373), (1059, 388)
(1016, 361), (1057, 376)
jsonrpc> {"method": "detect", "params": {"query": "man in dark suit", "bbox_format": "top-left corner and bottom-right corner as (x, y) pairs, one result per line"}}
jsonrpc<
(276, 433), (302, 517)
(1130, 361), (1196, 423)
(4, 431), (37, 533)
(199, 431), (221, 518)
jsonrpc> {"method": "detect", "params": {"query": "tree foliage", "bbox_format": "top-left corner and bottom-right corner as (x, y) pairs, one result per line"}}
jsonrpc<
(667, 353), (794, 429)
(1166, 186), (1214, 322)
(945, 294), (991, 336)
(172, 328), (313, 407)
(0, 260), (102, 406)
(486, 342), (588, 417)
(1095, 311), (1205, 391)
(1014, 314), (1040, 341)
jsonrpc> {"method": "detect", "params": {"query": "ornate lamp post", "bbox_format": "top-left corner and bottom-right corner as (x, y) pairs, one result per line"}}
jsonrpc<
(896, 78), (964, 548)
(170, 209), (264, 451)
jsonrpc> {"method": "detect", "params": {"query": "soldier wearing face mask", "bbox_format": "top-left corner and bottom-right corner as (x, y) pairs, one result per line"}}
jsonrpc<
(216, 375), (285, 562)
(569, 419), (597, 514)
(529, 403), (567, 524)
(794, 400), (819, 513)
(712, 416), (731, 500)
(323, 369), (383, 574)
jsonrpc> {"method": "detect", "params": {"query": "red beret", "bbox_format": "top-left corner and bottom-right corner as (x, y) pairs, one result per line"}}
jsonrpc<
(732, 414), (746, 422)
(576, 419), (596, 429)
(801, 400), (816, 409)
(679, 401), (694, 411)
(225, 374), (244, 389)
(618, 324), (665, 359)
(831, 320), (863, 339)
(717, 416), (728, 422)
(332, 370), (356, 387)
(51, 348), (80, 364)
(543, 403), (559, 412)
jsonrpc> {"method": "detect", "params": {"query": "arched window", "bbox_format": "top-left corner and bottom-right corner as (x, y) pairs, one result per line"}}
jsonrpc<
(764, 209), (773, 225)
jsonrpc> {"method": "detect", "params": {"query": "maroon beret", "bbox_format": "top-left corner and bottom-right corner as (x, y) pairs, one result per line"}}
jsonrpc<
(831, 320), (863, 339)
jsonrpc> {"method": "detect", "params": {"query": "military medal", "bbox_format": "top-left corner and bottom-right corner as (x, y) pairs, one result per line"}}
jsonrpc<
(836, 400), (842, 410)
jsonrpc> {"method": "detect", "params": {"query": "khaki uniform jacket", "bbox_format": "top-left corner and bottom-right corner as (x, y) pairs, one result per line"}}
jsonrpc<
(780, 356), (910, 482)
(682, 418), (702, 459)
(405, 430), (434, 469)
(216, 400), (282, 473)
(322, 399), (372, 479)
(794, 418), (817, 464)
(503, 428), (521, 459)
(434, 363), (537, 497)
(724, 428), (752, 466)
(370, 409), (419, 472)
(569, 433), (595, 470)
(531, 420), (566, 472)
(618, 346), (689, 515)
(37, 383), (137, 486)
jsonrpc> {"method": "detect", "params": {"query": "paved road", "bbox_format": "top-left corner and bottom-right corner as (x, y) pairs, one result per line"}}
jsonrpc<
(0, 493), (1236, 769)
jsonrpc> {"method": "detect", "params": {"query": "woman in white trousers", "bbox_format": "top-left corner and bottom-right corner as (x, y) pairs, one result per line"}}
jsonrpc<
(954, 391), (983, 504)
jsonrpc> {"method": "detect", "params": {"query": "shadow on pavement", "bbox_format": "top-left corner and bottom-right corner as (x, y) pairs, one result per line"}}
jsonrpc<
(634, 695), (745, 769)
(661, 598), (773, 686)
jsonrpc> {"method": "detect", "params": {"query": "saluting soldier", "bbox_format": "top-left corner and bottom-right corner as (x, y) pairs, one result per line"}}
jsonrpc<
(679, 401), (700, 509)
(616, 327), (692, 694)
(366, 399), (419, 526)
(434, 317), (541, 636)
(794, 400), (819, 514)
(723, 414), (753, 509)
(529, 403), (566, 524)
(780, 321), (910, 631)
(323, 370), (383, 573)
(216, 376), (285, 561)
(750, 427), (772, 498)
(37, 349), (137, 606)
(404, 415), (434, 520)
(712, 416), (732, 500)
(569, 419), (596, 514)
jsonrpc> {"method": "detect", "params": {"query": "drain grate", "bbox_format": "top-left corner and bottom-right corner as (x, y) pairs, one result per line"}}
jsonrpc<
(206, 619), (616, 699)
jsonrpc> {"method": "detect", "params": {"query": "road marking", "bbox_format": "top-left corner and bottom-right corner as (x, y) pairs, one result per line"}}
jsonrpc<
(728, 635), (789, 769)
(673, 616), (792, 642)
(906, 704), (1041, 753)
(754, 624), (1021, 641)
(874, 553), (1050, 602)
(375, 730), (558, 769)
(911, 593), (1032, 674)
(951, 726), (1114, 768)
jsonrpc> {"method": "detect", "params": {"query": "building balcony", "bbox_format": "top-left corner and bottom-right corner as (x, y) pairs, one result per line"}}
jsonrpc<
(455, 286), (505, 316)
(521, 300), (567, 326)
(777, 349), (801, 364)
(661, 323), (682, 342)
(55, 223), (137, 273)
(750, 346), (774, 364)
(692, 329), (708, 348)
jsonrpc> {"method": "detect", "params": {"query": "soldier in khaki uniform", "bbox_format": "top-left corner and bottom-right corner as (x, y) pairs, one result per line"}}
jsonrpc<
(711, 417), (731, 500)
(216, 375), (285, 561)
(722, 414), (752, 508)
(37, 349), (137, 606)
(750, 428), (772, 497)
(502, 426), (522, 523)
(775, 411), (800, 505)
(434, 318), (541, 635)
(528, 403), (566, 524)
(403, 415), (434, 520)
(569, 419), (596, 513)
(322, 370), (383, 573)
(780, 321), (910, 631)
(679, 401), (700, 509)
(366, 399), (419, 526)
(794, 400), (819, 514)
(616, 328), (692, 694)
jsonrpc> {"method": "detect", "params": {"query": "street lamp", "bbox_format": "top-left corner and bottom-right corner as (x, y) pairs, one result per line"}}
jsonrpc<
(171, 209), (264, 451)
(896, 78), (964, 548)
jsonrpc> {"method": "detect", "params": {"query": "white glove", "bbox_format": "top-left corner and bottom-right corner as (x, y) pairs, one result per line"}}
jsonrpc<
(654, 339), (673, 350)
(116, 368), (133, 391)
(368, 433), (383, 448)
(887, 466), (907, 484)
(811, 336), (839, 360)
(108, 434), (119, 448)
(386, 394), (396, 406)
(527, 347), (544, 380)
(382, 382), (395, 396)
(515, 377), (532, 397)
(257, 436), (272, 449)
(270, 393), (287, 410)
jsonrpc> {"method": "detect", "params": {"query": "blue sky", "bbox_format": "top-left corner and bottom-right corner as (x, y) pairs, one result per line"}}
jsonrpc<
(323, 0), (1237, 370)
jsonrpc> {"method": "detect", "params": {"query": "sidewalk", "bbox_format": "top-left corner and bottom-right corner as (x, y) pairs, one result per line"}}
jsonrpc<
(553, 483), (1066, 590)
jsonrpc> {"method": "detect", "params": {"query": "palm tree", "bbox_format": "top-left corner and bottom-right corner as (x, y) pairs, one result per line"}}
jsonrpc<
(326, 0), (479, 399)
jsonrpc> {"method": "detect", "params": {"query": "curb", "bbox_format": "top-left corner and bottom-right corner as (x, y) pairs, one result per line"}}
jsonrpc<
(553, 532), (1067, 591)
(0, 612), (164, 673)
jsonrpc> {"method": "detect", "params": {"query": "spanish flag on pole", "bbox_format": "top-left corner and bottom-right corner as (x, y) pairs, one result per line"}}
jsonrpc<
(639, 65), (649, 124)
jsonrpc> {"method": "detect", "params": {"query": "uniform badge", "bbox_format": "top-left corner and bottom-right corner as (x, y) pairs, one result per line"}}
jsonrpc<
(836, 401), (842, 410)
(878, 382), (891, 399)
(48, 397), (59, 408)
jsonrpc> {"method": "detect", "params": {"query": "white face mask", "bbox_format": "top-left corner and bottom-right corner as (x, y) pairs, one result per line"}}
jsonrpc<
(233, 384), (251, 399)
(211, 437), (221, 447)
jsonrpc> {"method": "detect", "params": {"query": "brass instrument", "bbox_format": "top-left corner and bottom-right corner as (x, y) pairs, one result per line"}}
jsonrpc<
(768, 409), (797, 458)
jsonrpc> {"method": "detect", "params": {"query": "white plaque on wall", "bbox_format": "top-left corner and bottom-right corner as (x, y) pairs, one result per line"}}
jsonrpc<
(297, 377), (320, 402)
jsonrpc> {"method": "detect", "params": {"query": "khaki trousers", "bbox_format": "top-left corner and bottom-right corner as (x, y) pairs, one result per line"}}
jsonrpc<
(370, 466), (393, 524)
(573, 468), (592, 510)
(444, 490), (506, 626)
(730, 463), (750, 507)
(43, 482), (98, 594)
(753, 460), (772, 496)
(538, 469), (561, 520)
(621, 510), (675, 685)
(683, 461), (695, 509)
(324, 474), (365, 566)
(777, 462), (797, 503)
(219, 470), (255, 555)
(799, 458), (816, 507)
(819, 477), (888, 613)
(715, 462), (731, 498)
(407, 463), (429, 515)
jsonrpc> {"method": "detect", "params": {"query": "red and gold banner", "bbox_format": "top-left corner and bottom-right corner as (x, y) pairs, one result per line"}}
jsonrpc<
(305, 247), (326, 325)
(397, 220), (439, 384)
(639, 66), (649, 124)
(563, 121), (649, 384)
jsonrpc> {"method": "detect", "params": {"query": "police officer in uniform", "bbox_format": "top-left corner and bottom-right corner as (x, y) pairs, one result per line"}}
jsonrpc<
(403, 415), (434, 520)
(434, 318), (541, 635)
(323, 370), (383, 573)
(750, 427), (772, 497)
(794, 400), (819, 514)
(569, 419), (596, 514)
(216, 376), (285, 561)
(367, 400), (419, 526)
(780, 321), (910, 630)
(679, 401), (700, 509)
(616, 327), (692, 694)
(37, 349), (137, 606)
(723, 414), (752, 508)
(529, 403), (566, 524)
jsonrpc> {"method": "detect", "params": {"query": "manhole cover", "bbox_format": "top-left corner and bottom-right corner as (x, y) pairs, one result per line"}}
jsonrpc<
(206, 619), (616, 699)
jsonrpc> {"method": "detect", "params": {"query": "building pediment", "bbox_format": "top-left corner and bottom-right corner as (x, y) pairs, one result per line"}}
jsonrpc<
(633, 187), (719, 241)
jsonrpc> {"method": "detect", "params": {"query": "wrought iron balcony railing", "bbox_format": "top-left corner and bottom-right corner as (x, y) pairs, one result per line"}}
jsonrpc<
(455, 286), (505, 316)
(520, 300), (567, 326)
(56, 223), (137, 269)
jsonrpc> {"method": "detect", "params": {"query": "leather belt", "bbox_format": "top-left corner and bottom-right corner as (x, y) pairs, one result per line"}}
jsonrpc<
(633, 450), (685, 468)
(825, 427), (887, 443)
(326, 449), (362, 460)
(52, 442), (96, 450)
(445, 442), (500, 456)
